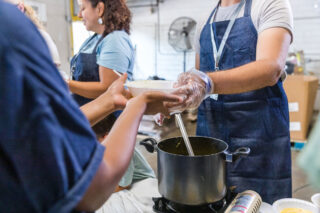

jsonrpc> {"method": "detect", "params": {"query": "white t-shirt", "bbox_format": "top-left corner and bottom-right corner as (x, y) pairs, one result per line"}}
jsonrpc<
(194, 0), (294, 54)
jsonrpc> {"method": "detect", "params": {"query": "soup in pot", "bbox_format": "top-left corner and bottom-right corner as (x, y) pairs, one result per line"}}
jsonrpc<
(158, 137), (226, 156)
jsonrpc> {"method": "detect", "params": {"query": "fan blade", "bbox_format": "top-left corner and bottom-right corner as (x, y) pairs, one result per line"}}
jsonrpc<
(184, 20), (196, 34)
(168, 29), (179, 39)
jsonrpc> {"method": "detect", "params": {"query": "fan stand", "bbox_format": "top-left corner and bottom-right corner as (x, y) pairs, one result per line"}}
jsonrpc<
(183, 51), (187, 73)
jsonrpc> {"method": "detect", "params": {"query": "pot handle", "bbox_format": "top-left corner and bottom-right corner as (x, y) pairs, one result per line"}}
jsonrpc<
(224, 147), (251, 163)
(139, 138), (158, 153)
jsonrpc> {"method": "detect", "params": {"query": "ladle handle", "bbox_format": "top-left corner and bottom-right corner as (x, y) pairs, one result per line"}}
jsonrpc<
(175, 114), (195, 156)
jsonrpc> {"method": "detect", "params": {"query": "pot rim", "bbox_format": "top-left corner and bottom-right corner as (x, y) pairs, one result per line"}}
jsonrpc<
(157, 135), (229, 158)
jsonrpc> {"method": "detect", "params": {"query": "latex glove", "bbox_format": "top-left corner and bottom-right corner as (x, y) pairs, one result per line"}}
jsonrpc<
(132, 91), (182, 126)
(153, 113), (165, 126)
(167, 68), (214, 112)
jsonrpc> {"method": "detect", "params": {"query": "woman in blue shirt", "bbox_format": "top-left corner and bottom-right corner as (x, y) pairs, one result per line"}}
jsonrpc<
(68, 0), (134, 106)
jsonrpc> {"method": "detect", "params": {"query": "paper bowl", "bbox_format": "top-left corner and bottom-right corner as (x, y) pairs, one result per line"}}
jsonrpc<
(312, 194), (320, 208)
(125, 80), (175, 97)
(259, 202), (276, 213)
(273, 198), (319, 213)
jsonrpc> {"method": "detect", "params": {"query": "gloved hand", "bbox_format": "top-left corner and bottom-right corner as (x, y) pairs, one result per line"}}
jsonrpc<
(153, 113), (165, 126)
(166, 68), (214, 112)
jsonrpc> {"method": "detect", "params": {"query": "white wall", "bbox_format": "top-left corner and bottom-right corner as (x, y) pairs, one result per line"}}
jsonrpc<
(25, 0), (72, 76)
(72, 21), (93, 54)
(290, 0), (320, 109)
(130, 0), (213, 80)
(290, 0), (320, 76)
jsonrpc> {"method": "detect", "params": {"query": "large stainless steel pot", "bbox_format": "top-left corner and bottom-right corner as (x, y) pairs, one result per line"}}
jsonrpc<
(140, 136), (250, 206)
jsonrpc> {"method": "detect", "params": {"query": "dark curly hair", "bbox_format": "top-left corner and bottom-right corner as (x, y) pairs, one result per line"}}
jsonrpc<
(92, 114), (117, 139)
(88, 0), (131, 36)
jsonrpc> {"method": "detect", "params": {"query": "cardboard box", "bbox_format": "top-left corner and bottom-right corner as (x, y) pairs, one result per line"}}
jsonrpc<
(283, 75), (319, 141)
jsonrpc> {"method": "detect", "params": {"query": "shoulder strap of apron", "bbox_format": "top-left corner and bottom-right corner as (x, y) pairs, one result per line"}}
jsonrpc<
(92, 35), (105, 54)
(74, 33), (98, 55)
(244, 0), (252, 17)
(210, 0), (246, 71)
(78, 33), (98, 52)
(208, 0), (246, 101)
(70, 34), (98, 76)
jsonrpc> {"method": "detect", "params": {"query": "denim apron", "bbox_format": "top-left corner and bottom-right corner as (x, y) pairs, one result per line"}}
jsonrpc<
(197, 0), (292, 203)
(70, 34), (103, 106)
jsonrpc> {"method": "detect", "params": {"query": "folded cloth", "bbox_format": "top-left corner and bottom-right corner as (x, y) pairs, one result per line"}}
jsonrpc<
(96, 178), (160, 213)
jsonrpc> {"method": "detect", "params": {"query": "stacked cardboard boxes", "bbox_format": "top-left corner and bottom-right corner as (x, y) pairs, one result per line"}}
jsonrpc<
(283, 75), (319, 141)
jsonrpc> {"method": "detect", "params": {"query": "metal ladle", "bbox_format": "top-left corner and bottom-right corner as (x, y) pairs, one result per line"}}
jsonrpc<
(175, 113), (195, 156)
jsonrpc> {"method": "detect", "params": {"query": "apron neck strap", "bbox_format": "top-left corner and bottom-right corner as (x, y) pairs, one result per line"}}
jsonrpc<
(78, 33), (98, 53)
(244, 0), (252, 17)
(210, 0), (246, 71)
(92, 34), (105, 53)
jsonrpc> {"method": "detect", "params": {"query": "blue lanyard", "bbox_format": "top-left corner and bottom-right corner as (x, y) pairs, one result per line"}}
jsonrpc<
(210, 0), (246, 71)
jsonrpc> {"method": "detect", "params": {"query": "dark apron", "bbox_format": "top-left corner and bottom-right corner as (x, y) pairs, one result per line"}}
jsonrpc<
(197, 0), (292, 203)
(70, 34), (123, 117)
(70, 34), (103, 106)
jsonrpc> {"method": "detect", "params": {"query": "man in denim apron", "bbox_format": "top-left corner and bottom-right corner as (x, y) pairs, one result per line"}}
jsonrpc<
(172, 0), (293, 203)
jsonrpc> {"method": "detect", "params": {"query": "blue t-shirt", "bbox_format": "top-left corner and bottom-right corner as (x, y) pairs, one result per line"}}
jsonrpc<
(79, 31), (134, 80)
(0, 2), (105, 212)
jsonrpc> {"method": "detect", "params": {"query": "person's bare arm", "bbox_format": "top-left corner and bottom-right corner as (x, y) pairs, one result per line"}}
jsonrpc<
(195, 53), (200, 70)
(207, 27), (291, 94)
(80, 74), (130, 126)
(167, 28), (291, 111)
(80, 95), (115, 126)
(68, 66), (120, 99)
(75, 92), (182, 211)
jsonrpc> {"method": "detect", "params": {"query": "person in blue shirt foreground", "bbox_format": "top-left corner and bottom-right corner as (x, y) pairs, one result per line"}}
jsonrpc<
(0, 1), (182, 212)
